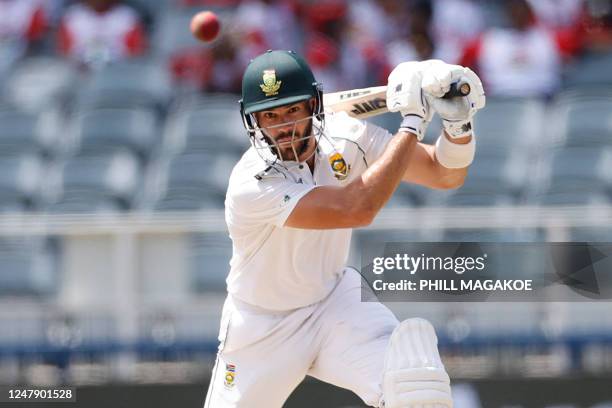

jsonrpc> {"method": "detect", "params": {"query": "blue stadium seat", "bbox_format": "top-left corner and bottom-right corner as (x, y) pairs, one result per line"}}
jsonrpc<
(165, 105), (249, 155)
(77, 59), (172, 111)
(184, 106), (248, 152)
(455, 151), (526, 197)
(0, 155), (43, 210)
(44, 195), (126, 214)
(394, 183), (429, 207)
(47, 150), (141, 212)
(4, 57), (76, 113)
(570, 227), (612, 242)
(190, 232), (232, 292)
(472, 98), (546, 153)
(444, 192), (516, 207)
(534, 191), (610, 206)
(0, 109), (42, 155)
(74, 107), (160, 160)
(559, 98), (612, 147)
(0, 237), (59, 296)
(442, 228), (537, 242)
(544, 147), (612, 194)
(366, 112), (400, 135)
(152, 188), (225, 211)
(165, 151), (236, 196)
(564, 52), (612, 87)
(152, 9), (207, 57)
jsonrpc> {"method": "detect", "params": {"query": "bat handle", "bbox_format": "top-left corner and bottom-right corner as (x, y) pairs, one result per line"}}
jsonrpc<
(442, 80), (471, 99)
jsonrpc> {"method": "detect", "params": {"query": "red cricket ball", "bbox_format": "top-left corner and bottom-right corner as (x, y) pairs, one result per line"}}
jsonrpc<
(190, 11), (221, 43)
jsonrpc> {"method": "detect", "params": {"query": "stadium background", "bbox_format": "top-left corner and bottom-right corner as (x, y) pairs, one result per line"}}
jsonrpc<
(1, 0), (612, 406)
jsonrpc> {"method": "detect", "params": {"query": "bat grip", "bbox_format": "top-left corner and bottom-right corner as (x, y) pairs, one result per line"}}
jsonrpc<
(442, 80), (471, 99)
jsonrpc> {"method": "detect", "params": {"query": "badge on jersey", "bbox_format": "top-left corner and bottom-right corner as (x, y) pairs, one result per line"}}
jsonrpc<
(329, 152), (350, 180)
(260, 70), (282, 96)
(224, 363), (236, 389)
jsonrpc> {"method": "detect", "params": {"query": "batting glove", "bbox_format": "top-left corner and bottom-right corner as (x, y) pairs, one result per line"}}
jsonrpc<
(386, 61), (433, 141)
(421, 60), (486, 139)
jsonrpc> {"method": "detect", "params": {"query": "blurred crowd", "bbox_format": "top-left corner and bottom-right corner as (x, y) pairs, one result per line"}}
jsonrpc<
(1, 0), (612, 98)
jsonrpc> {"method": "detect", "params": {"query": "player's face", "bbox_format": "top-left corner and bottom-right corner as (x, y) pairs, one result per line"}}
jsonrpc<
(255, 100), (317, 162)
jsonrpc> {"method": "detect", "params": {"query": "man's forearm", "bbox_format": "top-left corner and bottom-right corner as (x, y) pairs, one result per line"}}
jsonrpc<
(347, 131), (418, 217)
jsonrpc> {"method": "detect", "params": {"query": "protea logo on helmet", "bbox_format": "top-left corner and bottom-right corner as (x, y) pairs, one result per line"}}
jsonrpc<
(329, 153), (350, 180)
(260, 69), (282, 96)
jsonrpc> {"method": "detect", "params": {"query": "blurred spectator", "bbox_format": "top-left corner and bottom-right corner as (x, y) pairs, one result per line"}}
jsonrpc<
(0, 0), (48, 76)
(432, 0), (485, 63)
(57, 0), (147, 69)
(385, 0), (437, 65)
(460, 0), (562, 98)
(527, 0), (585, 29)
(582, 0), (612, 52)
(170, 34), (243, 93)
(233, 0), (301, 53)
(301, 0), (373, 91)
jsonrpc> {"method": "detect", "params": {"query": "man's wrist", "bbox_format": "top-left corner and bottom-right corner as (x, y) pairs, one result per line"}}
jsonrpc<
(399, 114), (427, 141)
(435, 132), (475, 169)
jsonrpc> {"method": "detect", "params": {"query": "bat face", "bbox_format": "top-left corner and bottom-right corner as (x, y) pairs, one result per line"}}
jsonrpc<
(323, 81), (470, 120)
(323, 86), (388, 119)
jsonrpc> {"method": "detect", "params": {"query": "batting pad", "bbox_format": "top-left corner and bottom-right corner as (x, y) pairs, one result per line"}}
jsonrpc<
(382, 318), (452, 408)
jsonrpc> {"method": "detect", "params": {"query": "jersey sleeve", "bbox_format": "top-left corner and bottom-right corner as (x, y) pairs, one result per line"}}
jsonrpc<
(226, 176), (315, 228)
(361, 120), (394, 165)
(328, 112), (394, 167)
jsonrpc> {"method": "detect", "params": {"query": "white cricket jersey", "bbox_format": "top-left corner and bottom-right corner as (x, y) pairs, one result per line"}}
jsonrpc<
(224, 112), (393, 310)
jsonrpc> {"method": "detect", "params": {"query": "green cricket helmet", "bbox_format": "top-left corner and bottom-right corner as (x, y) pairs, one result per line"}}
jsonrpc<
(240, 50), (324, 136)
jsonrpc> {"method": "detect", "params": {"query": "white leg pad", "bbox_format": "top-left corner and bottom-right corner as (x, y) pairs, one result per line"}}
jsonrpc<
(382, 318), (452, 408)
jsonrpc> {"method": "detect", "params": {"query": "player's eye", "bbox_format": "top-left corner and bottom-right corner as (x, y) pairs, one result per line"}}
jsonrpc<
(288, 106), (300, 114)
(263, 112), (276, 120)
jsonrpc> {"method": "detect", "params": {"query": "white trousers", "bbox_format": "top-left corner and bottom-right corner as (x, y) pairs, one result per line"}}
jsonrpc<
(204, 267), (399, 407)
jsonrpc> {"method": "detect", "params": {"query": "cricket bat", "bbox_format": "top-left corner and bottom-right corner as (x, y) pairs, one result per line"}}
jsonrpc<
(324, 81), (471, 120)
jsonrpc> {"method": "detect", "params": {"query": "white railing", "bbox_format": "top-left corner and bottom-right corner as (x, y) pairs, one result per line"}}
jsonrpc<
(0, 205), (610, 235)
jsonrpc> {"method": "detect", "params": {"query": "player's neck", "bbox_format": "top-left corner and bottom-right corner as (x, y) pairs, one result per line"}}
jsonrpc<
(306, 155), (315, 173)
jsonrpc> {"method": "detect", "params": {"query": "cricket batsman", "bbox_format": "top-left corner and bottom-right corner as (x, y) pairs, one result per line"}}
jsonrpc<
(204, 50), (485, 407)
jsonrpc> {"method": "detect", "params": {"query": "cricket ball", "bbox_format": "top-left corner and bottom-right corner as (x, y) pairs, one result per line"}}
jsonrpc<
(190, 11), (220, 43)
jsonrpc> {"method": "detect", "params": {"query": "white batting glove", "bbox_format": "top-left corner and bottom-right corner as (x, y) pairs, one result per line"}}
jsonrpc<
(386, 61), (433, 141)
(421, 60), (486, 139)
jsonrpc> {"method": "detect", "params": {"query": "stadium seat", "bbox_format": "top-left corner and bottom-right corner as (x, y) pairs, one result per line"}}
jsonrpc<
(0, 109), (42, 155)
(0, 155), (43, 210)
(144, 151), (236, 211)
(533, 191), (610, 206)
(453, 150), (526, 197)
(569, 227), (612, 242)
(190, 232), (232, 292)
(0, 237), (59, 296)
(74, 107), (160, 160)
(44, 195), (126, 214)
(165, 151), (235, 195)
(543, 147), (612, 195)
(77, 59), (172, 111)
(366, 112), (400, 135)
(394, 183), (429, 207)
(556, 98), (612, 147)
(4, 57), (76, 113)
(165, 105), (249, 155)
(152, 187), (225, 211)
(472, 98), (546, 153)
(444, 192), (516, 207)
(184, 106), (248, 151)
(564, 52), (612, 88)
(48, 150), (141, 212)
(441, 227), (539, 242)
(152, 9), (204, 57)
